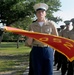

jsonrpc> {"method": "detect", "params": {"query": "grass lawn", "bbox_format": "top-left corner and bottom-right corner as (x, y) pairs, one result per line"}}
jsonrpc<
(0, 42), (31, 75)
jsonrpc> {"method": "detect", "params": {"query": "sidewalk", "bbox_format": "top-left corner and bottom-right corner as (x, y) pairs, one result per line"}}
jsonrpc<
(0, 65), (61, 75)
(53, 66), (61, 75)
(23, 66), (61, 75)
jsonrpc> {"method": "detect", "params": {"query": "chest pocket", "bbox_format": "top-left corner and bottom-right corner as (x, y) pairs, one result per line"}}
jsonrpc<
(43, 26), (52, 34)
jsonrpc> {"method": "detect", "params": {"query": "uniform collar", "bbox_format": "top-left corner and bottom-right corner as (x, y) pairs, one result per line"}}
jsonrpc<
(35, 19), (48, 26)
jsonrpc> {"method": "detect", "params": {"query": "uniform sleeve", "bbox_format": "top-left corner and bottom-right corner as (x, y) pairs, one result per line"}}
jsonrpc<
(67, 31), (71, 39)
(25, 24), (33, 47)
(50, 21), (58, 36)
(28, 24), (34, 31)
(59, 30), (63, 37)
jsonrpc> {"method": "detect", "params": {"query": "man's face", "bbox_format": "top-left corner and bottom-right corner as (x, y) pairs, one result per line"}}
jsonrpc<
(36, 10), (46, 19)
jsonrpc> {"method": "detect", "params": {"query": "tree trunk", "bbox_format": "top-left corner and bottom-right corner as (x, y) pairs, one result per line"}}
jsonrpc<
(16, 36), (19, 48)
(0, 31), (3, 46)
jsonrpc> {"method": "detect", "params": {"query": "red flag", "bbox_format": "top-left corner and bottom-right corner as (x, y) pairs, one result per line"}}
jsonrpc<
(4, 26), (74, 62)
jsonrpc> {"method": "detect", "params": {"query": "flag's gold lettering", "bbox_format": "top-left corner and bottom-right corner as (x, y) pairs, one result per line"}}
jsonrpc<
(39, 37), (48, 41)
(64, 42), (73, 50)
(53, 38), (62, 43)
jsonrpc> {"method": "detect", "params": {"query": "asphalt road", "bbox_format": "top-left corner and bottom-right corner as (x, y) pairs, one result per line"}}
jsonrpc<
(23, 66), (61, 75)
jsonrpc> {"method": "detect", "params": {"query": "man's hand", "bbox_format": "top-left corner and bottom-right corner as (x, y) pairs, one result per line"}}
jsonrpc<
(25, 31), (34, 47)
(25, 37), (33, 47)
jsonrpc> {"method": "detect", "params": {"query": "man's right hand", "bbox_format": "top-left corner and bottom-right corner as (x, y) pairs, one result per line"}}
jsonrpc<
(25, 37), (33, 47)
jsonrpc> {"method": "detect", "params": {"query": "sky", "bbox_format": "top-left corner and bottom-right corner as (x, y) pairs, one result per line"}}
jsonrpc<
(53, 0), (74, 28)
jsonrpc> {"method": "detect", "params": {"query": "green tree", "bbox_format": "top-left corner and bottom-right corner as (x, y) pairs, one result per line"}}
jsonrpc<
(0, 0), (34, 46)
(0, 0), (34, 25)
(0, 0), (61, 26)
(0, 0), (62, 47)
